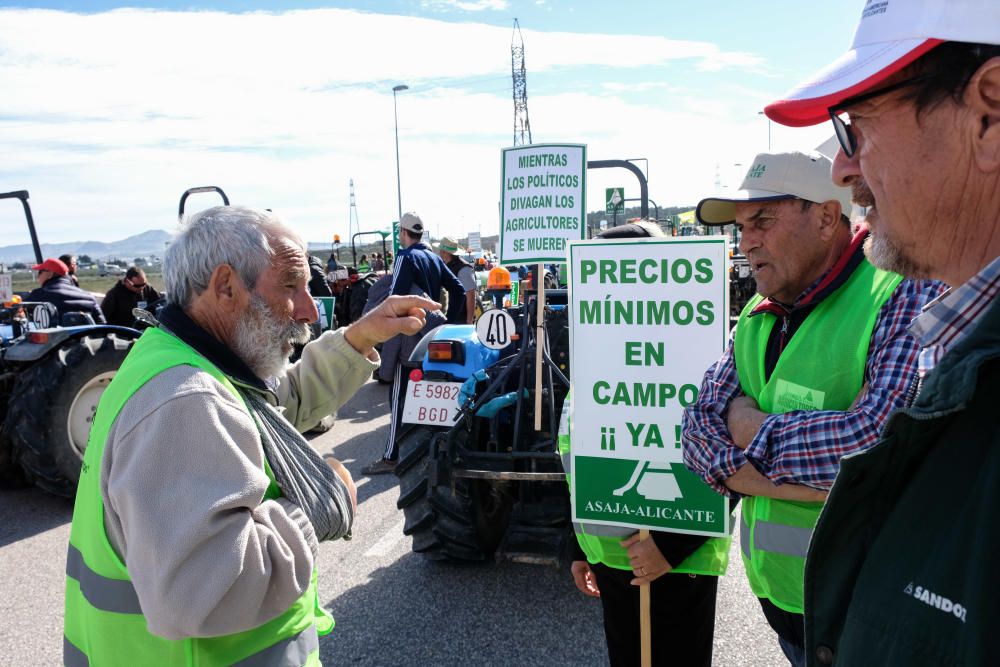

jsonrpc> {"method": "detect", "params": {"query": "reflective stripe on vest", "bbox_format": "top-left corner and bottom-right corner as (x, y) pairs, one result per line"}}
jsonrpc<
(64, 636), (88, 667)
(231, 627), (319, 667)
(734, 260), (902, 614)
(64, 327), (330, 666)
(557, 394), (731, 576)
(66, 544), (142, 615)
(740, 513), (810, 560)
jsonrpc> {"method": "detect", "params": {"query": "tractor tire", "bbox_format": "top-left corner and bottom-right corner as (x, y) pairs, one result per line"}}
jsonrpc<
(395, 425), (511, 562)
(2, 333), (132, 497)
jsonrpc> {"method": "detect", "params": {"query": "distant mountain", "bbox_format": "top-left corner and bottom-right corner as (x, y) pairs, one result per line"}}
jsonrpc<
(0, 229), (173, 264)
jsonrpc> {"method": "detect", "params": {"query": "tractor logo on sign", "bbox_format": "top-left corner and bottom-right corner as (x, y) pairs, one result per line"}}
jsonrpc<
(613, 461), (683, 502)
(605, 187), (625, 214)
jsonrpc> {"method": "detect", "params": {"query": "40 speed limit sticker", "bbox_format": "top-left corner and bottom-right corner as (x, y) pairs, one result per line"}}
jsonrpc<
(401, 381), (465, 425)
(476, 309), (516, 350)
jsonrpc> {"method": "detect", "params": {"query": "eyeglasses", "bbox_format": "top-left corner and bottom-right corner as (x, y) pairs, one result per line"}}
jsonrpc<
(828, 73), (934, 158)
(126, 278), (147, 288)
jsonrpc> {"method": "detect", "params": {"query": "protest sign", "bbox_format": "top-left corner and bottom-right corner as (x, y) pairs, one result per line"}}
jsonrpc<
(568, 237), (730, 537)
(500, 143), (586, 264)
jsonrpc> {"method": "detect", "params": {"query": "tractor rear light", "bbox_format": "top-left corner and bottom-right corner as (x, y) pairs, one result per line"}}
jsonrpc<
(27, 332), (49, 344)
(409, 368), (424, 382)
(428, 341), (454, 361)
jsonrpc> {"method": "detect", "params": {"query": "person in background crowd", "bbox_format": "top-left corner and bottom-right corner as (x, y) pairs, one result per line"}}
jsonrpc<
(101, 266), (161, 327)
(307, 255), (333, 298)
(362, 212), (464, 475)
(436, 236), (476, 324)
(764, 2), (1000, 663)
(59, 253), (80, 287)
(682, 151), (942, 666)
(357, 254), (370, 274)
(27, 257), (105, 324)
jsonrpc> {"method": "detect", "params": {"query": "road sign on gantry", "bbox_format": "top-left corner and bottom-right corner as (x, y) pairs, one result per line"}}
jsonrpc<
(568, 236), (731, 537)
(500, 143), (586, 265)
(606, 187), (625, 214)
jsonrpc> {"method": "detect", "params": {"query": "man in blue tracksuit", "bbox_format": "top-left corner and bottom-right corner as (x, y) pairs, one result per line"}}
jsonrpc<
(363, 212), (465, 475)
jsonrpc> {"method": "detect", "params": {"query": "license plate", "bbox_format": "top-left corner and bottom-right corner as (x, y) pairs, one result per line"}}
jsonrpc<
(402, 381), (464, 425)
(737, 265), (750, 278)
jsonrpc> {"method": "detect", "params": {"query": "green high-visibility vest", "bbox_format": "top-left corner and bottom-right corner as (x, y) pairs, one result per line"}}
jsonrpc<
(733, 260), (901, 614)
(64, 327), (333, 666)
(557, 394), (731, 576)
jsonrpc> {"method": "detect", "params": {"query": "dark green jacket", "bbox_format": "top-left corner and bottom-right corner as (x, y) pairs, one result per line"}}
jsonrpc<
(804, 296), (1000, 666)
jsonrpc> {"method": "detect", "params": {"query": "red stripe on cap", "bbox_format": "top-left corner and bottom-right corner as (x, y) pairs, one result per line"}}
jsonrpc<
(765, 39), (943, 127)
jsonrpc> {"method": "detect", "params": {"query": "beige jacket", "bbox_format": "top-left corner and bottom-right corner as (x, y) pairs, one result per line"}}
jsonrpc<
(100, 329), (377, 640)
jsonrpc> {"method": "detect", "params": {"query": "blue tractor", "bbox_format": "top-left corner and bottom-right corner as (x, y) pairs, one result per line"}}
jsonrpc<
(394, 290), (572, 563)
(0, 190), (141, 496)
(393, 158), (652, 563)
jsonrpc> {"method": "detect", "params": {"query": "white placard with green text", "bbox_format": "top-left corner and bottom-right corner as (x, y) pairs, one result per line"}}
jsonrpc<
(500, 143), (586, 265)
(568, 237), (730, 537)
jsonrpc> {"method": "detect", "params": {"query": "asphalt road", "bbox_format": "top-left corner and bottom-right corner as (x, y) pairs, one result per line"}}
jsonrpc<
(0, 378), (786, 666)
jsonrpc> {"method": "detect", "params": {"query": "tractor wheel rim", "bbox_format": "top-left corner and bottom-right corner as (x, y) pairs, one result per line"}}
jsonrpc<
(67, 371), (116, 459)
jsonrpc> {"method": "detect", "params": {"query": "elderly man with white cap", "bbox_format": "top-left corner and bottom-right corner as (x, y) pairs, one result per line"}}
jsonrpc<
(682, 151), (942, 666)
(763, 2), (1000, 664)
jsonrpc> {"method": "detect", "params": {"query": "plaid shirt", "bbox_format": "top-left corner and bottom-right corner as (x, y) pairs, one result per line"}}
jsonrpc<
(682, 277), (945, 495)
(908, 255), (1000, 378)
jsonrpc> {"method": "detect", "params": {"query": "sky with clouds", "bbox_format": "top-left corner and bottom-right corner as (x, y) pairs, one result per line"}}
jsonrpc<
(0, 1), (862, 249)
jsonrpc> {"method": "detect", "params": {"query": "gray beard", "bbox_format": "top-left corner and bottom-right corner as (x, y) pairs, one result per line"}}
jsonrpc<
(233, 293), (312, 380)
(863, 234), (931, 280)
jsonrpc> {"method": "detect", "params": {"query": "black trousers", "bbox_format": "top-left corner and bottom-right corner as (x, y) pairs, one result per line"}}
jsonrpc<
(382, 361), (409, 461)
(591, 563), (718, 667)
(757, 597), (805, 653)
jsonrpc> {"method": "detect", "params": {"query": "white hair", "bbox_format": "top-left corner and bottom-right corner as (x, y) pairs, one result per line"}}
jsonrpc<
(164, 206), (305, 309)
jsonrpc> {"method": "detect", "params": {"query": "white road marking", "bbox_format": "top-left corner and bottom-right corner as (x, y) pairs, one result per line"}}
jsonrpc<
(364, 518), (406, 558)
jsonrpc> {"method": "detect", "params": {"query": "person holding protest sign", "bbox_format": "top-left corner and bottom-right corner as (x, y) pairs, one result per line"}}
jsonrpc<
(561, 220), (732, 667)
(763, 2), (1000, 663)
(681, 152), (942, 666)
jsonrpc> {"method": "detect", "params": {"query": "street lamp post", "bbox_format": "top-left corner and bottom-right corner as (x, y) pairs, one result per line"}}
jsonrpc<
(392, 84), (409, 223)
(758, 110), (772, 151)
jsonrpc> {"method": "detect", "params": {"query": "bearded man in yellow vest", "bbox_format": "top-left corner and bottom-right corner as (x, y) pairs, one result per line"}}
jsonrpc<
(681, 152), (943, 666)
(63, 206), (440, 666)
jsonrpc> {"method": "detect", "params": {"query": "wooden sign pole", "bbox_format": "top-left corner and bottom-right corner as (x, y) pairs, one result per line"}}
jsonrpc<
(640, 528), (651, 667)
(534, 263), (545, 430)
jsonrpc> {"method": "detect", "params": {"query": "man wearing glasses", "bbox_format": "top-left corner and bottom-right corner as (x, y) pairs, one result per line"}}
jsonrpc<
(26, 257), (106, 324)
(764, 2), (1000, 664)
(682, 152), (940, 666)
(101, 266), (162, 327)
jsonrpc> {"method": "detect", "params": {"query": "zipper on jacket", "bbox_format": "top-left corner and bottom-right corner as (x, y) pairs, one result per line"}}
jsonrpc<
(778, 316), (790, 355)
(903, 375), (922, 408)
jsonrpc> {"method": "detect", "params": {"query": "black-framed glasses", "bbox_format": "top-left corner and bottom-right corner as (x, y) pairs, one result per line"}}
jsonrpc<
(828, 73), (935, 158)
(126, 278), (147, 289)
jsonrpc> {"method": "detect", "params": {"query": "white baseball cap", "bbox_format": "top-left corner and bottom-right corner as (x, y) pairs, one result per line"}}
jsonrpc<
(400, 212), (424, 233)
(765, 0), (1000, 127)
(696, 151), (853, 225)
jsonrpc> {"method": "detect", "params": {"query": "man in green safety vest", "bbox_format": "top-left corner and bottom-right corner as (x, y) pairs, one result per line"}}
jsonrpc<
(63, 206), (440, 666)
(562, 220), (733, 667)
(681, 152), (943, 666)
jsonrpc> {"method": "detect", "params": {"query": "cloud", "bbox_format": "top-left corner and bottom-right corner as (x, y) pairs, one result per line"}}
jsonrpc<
(421, 0), (509, 11)
(0, 7), (824, 250)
